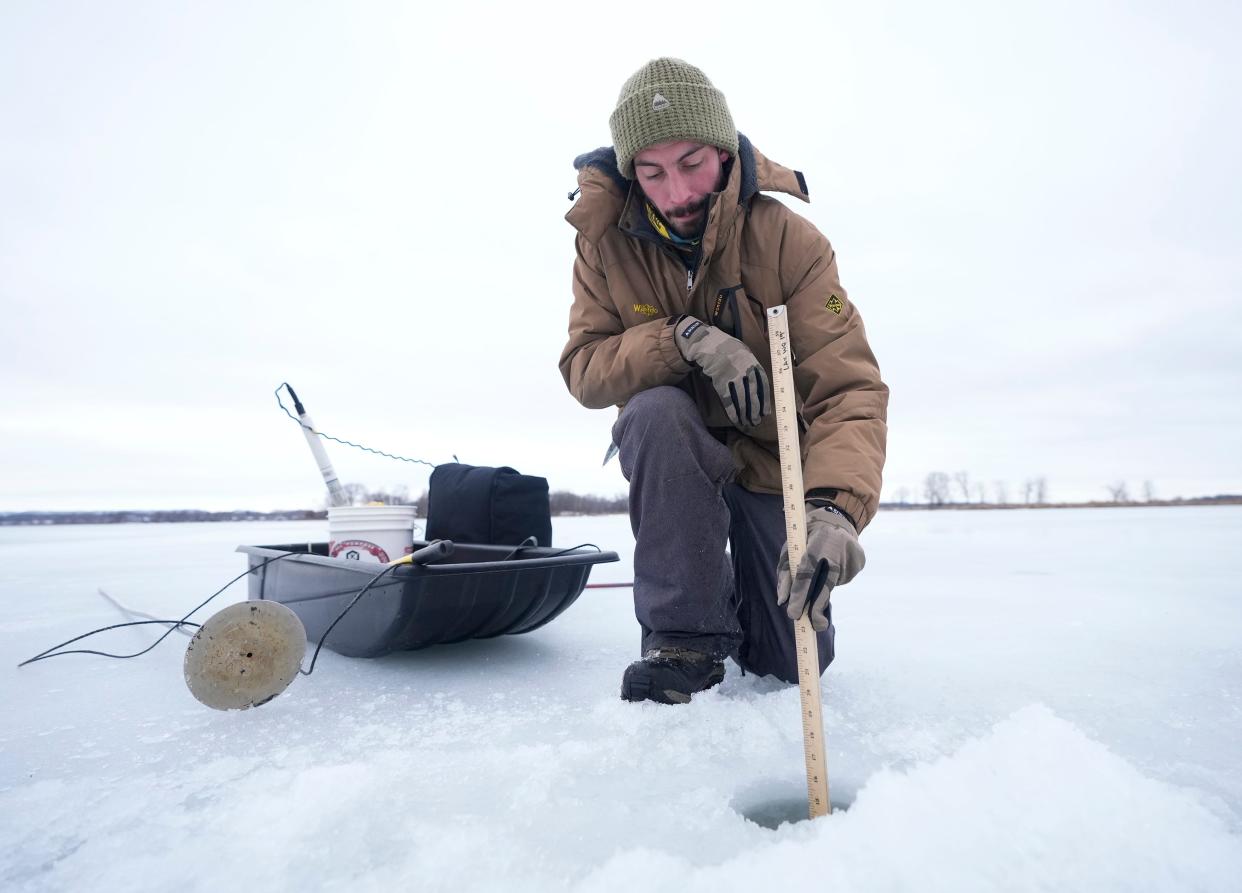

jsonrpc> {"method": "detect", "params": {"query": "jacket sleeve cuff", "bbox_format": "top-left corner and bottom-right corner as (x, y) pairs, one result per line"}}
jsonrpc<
(659, 317), (694, 374)
(807, 488), (871, 532)
(805, 498), (857, 531)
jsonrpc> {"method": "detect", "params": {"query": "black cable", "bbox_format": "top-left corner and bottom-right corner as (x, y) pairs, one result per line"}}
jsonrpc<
(500, 536), (540, 561)
(17, 554), (294, 667)
(18, 547), (383, 676)
(544, 543), (602, 557)
(275, 383), (438, 469)
(17, 620), (204, 665)
(500, 540), (602, 561)
(301, 562), (403, 676)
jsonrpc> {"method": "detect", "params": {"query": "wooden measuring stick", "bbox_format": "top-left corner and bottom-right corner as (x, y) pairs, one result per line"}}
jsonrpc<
(766, 305), (832, 819)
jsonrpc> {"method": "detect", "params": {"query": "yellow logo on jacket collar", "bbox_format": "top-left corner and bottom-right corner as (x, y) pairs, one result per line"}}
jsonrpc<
(645, 202), (671, 240)
(632, 303), (659, 317)
(825, 294), (844, 315)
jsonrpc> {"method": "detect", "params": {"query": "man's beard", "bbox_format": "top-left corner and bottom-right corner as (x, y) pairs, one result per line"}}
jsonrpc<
(665, 197), (707, 235)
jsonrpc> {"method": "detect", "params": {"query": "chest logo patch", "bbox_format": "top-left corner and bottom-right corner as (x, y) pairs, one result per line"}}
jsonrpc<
(825, 294), (844, 315)
(632, 303), (659, 317)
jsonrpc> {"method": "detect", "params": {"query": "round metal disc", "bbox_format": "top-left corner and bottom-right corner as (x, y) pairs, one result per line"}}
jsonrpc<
(184, 601), (306, 710)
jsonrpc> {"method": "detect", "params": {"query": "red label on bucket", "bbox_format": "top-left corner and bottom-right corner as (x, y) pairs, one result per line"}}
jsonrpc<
(330, 539), (390, 563)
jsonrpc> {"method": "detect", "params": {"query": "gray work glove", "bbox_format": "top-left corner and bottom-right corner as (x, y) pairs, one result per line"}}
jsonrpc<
(776, 505), (866, 631)
(674, 316), (770, 429)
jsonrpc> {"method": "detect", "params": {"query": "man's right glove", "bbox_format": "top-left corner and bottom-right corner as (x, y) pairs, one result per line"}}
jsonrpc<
(776, 505), (866, 631)
(674, 316), (770, 429)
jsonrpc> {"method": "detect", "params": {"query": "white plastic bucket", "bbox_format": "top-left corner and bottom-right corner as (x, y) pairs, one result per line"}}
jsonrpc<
(328, 505), (417, 564)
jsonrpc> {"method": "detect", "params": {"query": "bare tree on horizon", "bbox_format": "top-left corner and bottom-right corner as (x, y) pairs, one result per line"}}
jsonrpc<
(925, 472), (951, 508)
(954, 471), (971, 503)
(328, 483), (413, 508)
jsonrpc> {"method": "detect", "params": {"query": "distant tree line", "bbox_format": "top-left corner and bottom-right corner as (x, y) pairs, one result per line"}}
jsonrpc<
(0, 509), (325, 526)
(373, 487), (627, 517)
(1, 490), (631, 525)
(882, 472), (1241, 510)
(9, 480), (1239, 525)
(326, 483), (410, 508)
(415, 488), (626, 516)
(884, 472), (1053, 509)
(548, 491), (628, 515)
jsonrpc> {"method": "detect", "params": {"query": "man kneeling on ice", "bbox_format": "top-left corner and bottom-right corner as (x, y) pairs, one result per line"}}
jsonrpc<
(560, 58), (888, 703)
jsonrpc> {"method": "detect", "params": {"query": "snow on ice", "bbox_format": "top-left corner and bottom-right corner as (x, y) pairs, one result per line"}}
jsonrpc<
(2, 507), (1241, 891)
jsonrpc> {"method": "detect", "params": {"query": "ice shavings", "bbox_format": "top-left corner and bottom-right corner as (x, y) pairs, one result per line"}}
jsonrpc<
(581, 705), (1242, 893)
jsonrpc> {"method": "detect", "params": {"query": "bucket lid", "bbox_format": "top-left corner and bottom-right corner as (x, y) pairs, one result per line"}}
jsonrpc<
(328, 504), (417, 519)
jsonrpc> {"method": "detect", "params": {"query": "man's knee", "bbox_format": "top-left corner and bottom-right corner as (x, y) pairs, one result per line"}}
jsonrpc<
(612, 386), (698, 444)
(612, 386), (734, 480)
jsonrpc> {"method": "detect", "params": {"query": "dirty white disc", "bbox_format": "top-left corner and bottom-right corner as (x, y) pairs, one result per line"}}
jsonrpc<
(184, 601), (306, 710)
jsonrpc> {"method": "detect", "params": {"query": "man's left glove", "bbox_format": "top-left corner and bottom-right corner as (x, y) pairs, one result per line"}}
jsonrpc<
(674, 316), (770, 429)
(776, 505), (866, 631)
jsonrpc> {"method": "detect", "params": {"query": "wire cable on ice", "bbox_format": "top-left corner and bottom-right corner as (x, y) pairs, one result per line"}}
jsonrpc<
(22, 553), (429, 676)
(16, 554), (296, 667)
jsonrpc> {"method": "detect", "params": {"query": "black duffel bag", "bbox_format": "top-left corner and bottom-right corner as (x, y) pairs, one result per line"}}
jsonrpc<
(425, 463), (552, 547)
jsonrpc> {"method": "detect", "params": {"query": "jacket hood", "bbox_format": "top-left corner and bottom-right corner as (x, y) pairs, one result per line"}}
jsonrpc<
(566, 134), (810, 243)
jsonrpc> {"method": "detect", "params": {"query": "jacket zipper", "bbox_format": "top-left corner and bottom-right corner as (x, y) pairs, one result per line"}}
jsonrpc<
(620, 215), (701, 297)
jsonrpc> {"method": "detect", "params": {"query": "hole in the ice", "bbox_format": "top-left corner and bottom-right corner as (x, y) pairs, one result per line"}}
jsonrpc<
(732, 780), (851, 829)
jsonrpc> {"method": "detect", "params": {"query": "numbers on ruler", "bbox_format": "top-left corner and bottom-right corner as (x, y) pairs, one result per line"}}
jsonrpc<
(769, 304), (829, 816)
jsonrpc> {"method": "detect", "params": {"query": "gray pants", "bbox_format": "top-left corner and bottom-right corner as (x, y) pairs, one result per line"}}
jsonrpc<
(612, 386), (834, 683)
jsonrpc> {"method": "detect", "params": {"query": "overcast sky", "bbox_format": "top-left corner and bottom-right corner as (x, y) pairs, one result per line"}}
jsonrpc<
(2, 0), (1239, 512)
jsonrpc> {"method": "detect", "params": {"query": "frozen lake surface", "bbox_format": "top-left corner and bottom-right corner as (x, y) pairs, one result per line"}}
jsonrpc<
(2, 507), (1241, 891)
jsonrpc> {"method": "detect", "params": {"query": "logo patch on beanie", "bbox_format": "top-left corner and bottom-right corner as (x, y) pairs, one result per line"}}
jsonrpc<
(651, 92), (670, 112)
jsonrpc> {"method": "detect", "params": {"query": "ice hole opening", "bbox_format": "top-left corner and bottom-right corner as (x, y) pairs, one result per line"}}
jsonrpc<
(731, 780), (852, 830)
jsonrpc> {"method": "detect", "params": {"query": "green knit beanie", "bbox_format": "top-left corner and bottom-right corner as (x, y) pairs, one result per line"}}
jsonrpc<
(609, 57), (738, 180)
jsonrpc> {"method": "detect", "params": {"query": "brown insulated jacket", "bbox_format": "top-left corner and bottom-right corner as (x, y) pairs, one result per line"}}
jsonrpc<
(559, 136), (888, 530)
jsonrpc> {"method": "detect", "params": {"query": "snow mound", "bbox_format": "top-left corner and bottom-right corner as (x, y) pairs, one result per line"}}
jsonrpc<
(6, 702), (1239, 892)
(581, 705), (1242, 893)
